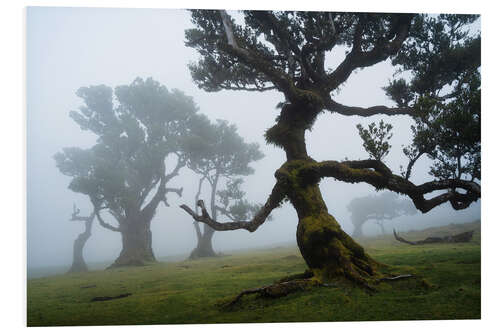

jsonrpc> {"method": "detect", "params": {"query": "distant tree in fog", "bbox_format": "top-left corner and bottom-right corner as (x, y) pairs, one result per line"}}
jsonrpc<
(55, 78), (195, 268)
(180, 11), (480, 288)
(347, 192), (417, 238)
(67, 203), (95, 273)
(182, 116), (263, 258)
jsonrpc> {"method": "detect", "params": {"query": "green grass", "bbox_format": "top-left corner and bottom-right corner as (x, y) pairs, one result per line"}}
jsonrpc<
(27, 222), (480, 326)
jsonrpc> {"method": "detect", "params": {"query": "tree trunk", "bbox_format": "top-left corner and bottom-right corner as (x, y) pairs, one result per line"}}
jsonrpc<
(190, 225), (217, 258)
(351, 221), (364, 238)
(109, 220), (155, 268)
(290, 177), (379, 285)
(190, 173), (219, 259)
(268, 103), (381, 286)
(68, 218), (94, 273)
(378, 222), (386, 235)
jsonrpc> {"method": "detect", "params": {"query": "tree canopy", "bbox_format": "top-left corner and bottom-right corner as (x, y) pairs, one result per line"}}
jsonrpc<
(182, 115), (264, 257)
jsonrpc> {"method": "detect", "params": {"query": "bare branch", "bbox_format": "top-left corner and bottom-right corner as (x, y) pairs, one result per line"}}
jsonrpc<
(325, 98), (413, 117)
(180, 181), (286, 232)
(141, 157), (185, 217)
(326, 14), (414, 91)
(166, 187), (183, 197)
(404, 151), (425, 180)
(70, 204), (96, 223)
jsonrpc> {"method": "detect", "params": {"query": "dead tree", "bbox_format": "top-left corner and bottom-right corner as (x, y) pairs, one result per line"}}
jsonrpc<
(393, 229), (474, 245)
(68, 204), (95, 273)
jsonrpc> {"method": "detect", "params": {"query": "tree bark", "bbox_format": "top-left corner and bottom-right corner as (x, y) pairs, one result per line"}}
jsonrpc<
(108, 220), (155, 268)
(289, 173), (379, 285)
(270, 104), (381, 286)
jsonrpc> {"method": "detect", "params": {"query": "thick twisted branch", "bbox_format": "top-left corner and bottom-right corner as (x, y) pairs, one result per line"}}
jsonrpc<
(180, 181), (286, 232)
(312, 159), (480, 213)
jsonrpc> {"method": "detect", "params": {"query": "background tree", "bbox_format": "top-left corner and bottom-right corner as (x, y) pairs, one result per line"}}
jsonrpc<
(181, 11), (480, 288)
(55, 78), (192, 267)
(67, 204), (95, 273)
(347, 192), (417, 238)
(182, 116), (263, 258)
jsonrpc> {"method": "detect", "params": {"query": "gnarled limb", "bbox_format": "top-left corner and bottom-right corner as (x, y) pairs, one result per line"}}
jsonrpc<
(309, 159), (480, 213)
(180, 180), (286, 232)
(325, 98), (413, 117)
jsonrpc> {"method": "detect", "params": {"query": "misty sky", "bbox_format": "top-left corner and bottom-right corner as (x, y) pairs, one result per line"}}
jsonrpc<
(26, 7), (480, 270)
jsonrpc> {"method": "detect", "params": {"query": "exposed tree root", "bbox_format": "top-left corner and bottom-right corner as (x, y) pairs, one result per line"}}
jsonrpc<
(275, 270), (314, 283)
(224, 279), (319, 308)
(223, 270), (419, 308)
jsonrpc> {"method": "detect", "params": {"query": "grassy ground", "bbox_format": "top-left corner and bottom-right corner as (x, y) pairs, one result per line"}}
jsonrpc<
(27, 221), (480, 326)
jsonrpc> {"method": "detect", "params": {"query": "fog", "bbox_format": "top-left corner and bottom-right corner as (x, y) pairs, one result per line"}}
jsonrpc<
(26, 7), (480, 272)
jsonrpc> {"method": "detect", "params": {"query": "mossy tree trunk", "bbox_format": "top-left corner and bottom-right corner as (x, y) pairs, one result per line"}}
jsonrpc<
(268, 103), (380, 285)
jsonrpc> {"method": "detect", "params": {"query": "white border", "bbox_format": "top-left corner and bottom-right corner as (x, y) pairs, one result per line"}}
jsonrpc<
(4, 0), (498, 332)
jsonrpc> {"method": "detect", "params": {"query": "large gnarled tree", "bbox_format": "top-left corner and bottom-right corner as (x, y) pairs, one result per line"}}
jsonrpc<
(180, 11), (480, 287)
(55, 78), (192, 267)
(183, 116), (263, 258)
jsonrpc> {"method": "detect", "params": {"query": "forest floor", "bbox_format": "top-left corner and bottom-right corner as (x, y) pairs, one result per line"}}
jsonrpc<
(27, 221), (480, 326)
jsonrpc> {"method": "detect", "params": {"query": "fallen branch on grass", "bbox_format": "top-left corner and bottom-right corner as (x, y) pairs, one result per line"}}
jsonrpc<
(393, 229), (473, 245)
(377, 274), (413, 282)
(91, 293), (132, 302)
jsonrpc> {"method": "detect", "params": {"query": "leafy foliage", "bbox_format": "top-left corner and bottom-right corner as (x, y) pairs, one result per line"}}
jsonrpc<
(356, 120), (394, 161)
(183, 117), (264, 180)
(385, 15), (481, 182)
(216, 178), (263, 221)
(183, 116), (264, 222)
(55, 77), (198, 219)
